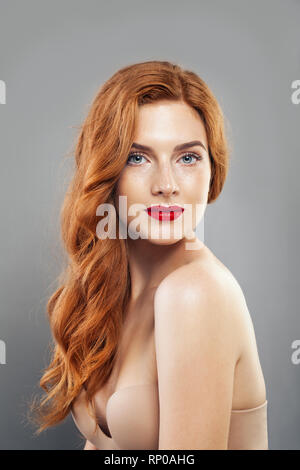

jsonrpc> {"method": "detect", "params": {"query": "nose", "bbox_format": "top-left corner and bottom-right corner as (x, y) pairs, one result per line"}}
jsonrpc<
(151, 163), (179, 196)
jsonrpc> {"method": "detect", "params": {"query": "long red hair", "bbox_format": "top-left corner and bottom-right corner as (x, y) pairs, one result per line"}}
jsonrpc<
(28, 60), (230, 435)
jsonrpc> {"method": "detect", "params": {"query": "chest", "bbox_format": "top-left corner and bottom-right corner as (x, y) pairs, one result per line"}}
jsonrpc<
(103, 291), (157, 395)
(71, 379), (159, 449)
(75, 291), (159, 444)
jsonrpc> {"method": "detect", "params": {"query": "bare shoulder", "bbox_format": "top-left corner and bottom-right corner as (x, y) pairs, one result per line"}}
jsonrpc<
(154, 245), (249, 317)
(154, 245), (253, 363)
(154, 245), (267, 410)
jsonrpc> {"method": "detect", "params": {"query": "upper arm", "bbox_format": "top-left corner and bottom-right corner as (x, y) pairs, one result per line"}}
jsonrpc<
(154, 271), (242, 450)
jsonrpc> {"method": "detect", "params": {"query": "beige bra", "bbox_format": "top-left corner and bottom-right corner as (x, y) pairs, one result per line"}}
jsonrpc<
(71, 382), (268, 450)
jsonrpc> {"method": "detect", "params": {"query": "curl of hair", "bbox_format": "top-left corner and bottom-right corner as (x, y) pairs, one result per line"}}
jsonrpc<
(28, 60), (230, 435)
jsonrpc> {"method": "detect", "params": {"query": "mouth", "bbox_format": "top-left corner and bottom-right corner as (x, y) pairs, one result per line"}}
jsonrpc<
(145, 205), (185, 222)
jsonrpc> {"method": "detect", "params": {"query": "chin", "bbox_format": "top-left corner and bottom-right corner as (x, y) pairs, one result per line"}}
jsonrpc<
(146, 237), (183, 246)
(137, 228), (184, 245)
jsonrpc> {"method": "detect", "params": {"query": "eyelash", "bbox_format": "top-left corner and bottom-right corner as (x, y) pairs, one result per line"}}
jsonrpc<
(127, 152), (203, 166)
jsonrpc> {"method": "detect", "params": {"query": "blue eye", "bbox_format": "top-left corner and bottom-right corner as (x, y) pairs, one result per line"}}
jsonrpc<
(127, 152), (147, 165)
(180, 152), (203, 164)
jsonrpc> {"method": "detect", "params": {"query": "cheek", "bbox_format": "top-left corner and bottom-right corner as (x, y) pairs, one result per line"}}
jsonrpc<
(180, 169), (210, 201)
(115, 172), (147, 204)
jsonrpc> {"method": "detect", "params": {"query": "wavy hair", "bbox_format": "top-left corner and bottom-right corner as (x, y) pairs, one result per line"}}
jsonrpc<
(28, 60), (230, 435)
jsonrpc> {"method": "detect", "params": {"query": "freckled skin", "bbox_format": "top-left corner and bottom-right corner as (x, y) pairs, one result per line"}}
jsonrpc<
(115, 99), (211, 248)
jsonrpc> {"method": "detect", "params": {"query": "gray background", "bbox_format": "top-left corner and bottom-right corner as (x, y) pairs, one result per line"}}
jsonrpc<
(0, 0), (299, 450)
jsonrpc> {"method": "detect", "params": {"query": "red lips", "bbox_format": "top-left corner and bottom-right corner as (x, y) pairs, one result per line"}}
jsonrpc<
(145, 205), (184, 221)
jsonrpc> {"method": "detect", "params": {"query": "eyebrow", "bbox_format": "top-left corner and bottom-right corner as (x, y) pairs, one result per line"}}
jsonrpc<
(130, 140), (207, 153)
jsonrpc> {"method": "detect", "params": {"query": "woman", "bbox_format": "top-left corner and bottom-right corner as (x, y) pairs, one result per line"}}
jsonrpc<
(29, 60), (268, 450)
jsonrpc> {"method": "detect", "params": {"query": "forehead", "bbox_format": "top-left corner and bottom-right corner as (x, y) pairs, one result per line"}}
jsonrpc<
(133, 100), (207, 147)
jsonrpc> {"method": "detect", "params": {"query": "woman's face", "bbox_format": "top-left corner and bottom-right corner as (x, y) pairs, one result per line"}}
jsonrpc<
(115, 99), (211, 245)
